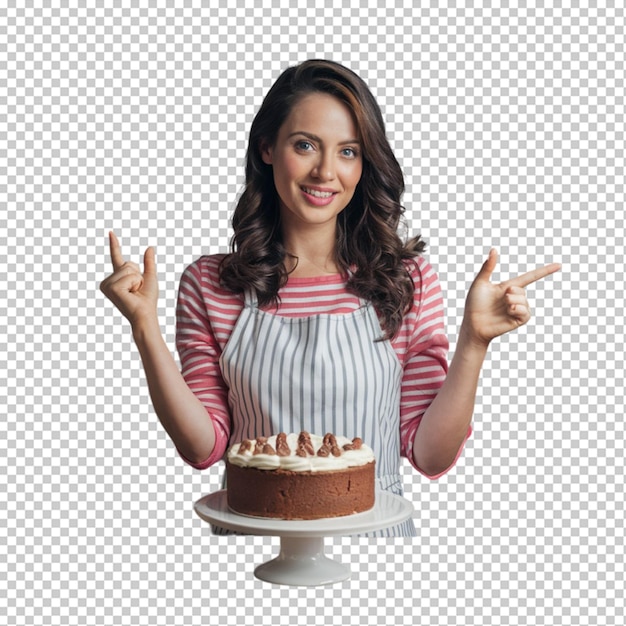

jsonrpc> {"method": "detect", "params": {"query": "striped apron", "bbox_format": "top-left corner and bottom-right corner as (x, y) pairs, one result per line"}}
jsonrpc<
(218, 288), (416, 537)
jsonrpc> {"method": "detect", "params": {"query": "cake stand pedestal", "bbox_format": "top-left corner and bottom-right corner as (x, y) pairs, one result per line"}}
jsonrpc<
(194, 489), (414, 586)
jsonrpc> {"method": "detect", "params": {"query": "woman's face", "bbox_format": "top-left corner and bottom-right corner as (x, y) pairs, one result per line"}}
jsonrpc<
(261, 92), (363, 233)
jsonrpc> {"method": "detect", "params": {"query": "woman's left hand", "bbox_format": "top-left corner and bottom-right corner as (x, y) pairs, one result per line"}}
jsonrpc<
(462, 249), (561, 348)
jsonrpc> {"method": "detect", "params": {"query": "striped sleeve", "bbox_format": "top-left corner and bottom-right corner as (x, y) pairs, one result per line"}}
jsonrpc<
(397, 258), (471, 479)
(175, 256), (234, 469)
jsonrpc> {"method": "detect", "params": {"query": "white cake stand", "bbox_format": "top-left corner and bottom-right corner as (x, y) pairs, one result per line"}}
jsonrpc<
(194, 489), (414, 586)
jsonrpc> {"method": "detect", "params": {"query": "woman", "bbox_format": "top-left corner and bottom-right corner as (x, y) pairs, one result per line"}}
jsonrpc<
(100, 60), (560, 536)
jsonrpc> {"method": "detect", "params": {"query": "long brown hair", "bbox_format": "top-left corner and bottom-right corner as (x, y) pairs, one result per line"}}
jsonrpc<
(219, 59), (425, 339)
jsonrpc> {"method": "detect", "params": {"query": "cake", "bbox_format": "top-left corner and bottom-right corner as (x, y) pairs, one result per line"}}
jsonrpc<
(225, 431), (376, 520)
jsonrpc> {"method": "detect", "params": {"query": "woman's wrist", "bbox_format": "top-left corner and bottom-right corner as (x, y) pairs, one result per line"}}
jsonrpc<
(458, 319), (491, 355)
(131, 313), (162, 346)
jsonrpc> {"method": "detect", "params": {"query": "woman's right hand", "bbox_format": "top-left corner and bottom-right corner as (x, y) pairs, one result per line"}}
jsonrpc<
(99, 231), (159, 327)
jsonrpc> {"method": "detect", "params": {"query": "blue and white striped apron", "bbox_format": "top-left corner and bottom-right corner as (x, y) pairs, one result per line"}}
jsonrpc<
(218, 288), (416, 537)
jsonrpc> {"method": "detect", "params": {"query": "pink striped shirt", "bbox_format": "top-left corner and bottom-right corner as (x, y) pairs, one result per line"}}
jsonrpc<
(175, 254), (470, 478)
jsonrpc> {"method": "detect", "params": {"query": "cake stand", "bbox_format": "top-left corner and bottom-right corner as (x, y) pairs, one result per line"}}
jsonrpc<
(194, 489), (414, 586)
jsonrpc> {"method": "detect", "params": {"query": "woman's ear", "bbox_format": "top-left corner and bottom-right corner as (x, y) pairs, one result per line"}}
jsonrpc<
(260, 140), (273, 165)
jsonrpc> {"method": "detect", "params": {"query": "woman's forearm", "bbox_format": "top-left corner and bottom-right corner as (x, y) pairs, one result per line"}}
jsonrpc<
(412, 250), (560, 476)
(132, 317), (216, 464)
(412, 324), (488, 476)
(100, 233), (217, 464)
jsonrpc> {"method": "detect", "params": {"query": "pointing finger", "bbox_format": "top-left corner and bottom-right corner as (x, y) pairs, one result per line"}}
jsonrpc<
(475, 248), (499, 282)
(507, 262), (562, 288)
(109, 231), (125, 271)
(143, 246), (156, 278)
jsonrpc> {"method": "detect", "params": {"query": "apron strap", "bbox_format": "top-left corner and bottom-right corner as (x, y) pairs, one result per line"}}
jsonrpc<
(243, 288), (258, 308)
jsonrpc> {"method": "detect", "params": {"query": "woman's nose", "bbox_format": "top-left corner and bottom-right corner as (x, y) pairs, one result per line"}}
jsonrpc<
(312, 153), (335, 181)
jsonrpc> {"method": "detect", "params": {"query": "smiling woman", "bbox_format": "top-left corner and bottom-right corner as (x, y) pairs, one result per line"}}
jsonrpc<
(259, 92), (363, 275)
(220, 59), (422, 336)
(100, 59), (560, 538)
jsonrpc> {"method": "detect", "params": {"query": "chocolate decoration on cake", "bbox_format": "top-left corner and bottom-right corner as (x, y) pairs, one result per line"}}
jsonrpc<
(275, 432), (291, 457)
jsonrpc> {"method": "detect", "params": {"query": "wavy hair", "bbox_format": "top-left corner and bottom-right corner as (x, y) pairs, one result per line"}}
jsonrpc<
(219, 59), (425, 339)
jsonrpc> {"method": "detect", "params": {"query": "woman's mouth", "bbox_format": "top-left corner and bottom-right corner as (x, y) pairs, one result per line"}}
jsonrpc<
(300, 186), (337, 206)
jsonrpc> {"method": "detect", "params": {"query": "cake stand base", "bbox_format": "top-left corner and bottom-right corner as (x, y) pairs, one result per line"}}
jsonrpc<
(254, 536), (350, 586)
(194, 490), (413, 587)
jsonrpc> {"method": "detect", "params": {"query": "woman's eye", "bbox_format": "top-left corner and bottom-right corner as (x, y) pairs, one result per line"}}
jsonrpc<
(341, 147), (358, 158)
(296, 141), (313, 151)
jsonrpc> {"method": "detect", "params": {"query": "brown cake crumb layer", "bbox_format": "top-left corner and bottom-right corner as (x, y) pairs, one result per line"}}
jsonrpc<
(226, 459), (375, 520)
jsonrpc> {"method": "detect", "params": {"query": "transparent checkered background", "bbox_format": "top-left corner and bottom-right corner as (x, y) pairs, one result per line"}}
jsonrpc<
(2, 1), (624, 624)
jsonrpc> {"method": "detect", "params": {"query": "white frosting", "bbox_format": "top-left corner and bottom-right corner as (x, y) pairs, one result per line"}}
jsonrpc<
(227, 433), (375, 472)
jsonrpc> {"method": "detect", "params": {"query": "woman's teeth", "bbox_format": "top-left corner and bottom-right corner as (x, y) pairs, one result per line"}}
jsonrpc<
(302, 187), (334, 198)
